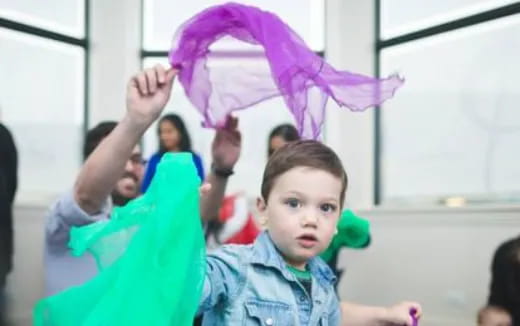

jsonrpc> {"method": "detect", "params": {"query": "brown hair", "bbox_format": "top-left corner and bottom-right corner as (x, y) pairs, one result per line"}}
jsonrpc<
(261, 140), (348, 207)
(268, 124), (300, 157)
(83, 121), (117, 160)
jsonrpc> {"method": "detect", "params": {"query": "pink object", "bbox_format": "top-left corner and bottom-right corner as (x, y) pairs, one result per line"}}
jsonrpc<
(169, 2), (404, 139)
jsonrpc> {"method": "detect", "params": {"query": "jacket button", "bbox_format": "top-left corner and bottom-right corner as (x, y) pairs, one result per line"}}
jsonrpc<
(265, 317), (274, 325)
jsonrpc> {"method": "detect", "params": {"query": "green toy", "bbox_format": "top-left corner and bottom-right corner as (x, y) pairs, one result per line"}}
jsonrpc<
(320, 209), (371, 263)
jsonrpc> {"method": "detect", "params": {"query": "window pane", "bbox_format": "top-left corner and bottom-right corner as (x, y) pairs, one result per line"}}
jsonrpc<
(0, 28), (84, 203)
(381, 0), (517, 39)
(0, 0), (85, 38)
(380, 15), (520, 204)
(143, 0), (324, 51)
(142, 57), (295, 197)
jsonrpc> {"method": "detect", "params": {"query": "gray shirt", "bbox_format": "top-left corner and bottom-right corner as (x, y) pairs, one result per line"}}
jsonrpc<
(44, 190), (112, 296)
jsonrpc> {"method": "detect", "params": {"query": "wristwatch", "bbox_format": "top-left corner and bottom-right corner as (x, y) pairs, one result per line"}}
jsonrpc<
(211, 163), (234, 178)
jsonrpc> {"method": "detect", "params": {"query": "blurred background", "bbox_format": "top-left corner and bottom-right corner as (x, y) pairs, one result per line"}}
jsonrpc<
(1, 0), (519, 325)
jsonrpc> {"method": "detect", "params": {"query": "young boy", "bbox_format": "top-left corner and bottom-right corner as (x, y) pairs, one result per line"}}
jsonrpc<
(197, 140), (349, 325)
(478, 306), (512, 326)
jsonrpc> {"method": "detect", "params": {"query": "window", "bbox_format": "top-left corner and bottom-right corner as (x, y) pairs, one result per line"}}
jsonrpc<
(381, 0), (518, 39)
(143, 0), (324, 52)
(0, 0), (85, 37)
(0, 1), (88, 203)
(377, 1), (520, 205)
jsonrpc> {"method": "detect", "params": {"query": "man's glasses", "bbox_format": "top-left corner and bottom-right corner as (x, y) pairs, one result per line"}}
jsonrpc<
(129, 154), (147, 165)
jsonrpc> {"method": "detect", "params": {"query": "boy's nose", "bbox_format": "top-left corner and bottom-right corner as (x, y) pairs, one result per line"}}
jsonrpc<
(301, 212), (318, 227)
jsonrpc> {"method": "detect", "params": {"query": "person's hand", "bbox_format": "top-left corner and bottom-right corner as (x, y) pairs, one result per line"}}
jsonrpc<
(199, 183), (212, 196)
(382, 302), (422, 326)
(211, 116), (241, 170)
(126, 65), (177, 126)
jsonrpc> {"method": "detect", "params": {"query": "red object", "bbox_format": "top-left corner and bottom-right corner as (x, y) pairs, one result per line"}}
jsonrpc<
(218, 194), (260, 245)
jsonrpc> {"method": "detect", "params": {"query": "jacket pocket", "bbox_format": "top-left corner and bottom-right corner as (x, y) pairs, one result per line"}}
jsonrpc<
(244, 299), (294, 326)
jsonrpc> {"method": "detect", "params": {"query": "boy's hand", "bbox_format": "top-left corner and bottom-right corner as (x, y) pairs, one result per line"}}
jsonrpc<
(382, 302), (422, 325)
(126, 65), (177, 126)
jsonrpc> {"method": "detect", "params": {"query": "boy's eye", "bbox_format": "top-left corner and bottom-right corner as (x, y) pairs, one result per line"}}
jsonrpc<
(285, 198), (301, 209)
(320, 203), (337, 213)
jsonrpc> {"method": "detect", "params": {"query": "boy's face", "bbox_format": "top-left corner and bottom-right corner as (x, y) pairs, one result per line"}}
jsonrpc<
(480, 310), (512, 326)
(257, 167), (342, 270)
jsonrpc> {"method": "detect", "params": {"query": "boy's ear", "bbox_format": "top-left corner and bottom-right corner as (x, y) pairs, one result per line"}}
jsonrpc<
(256, 197), (266, 212)
(256, 197), (268, 227)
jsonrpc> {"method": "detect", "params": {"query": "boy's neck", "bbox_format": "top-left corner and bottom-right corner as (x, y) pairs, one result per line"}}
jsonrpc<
(287, 264), (308, 272)
(286, 265), (312, 282)
(285, 261), (307, 271)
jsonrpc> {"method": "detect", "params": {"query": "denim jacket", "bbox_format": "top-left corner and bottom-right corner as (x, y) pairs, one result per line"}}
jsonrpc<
(198, 231), (340, 325)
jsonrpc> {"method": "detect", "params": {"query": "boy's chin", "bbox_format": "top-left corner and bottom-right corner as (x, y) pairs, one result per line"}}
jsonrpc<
(283, 251), (315, 266)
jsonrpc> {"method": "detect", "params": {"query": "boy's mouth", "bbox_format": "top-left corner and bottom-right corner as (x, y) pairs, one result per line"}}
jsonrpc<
(296, 233), (318, 248)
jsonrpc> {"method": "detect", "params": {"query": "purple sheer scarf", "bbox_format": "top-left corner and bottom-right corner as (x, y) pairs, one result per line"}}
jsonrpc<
(169, 2), (404, 139)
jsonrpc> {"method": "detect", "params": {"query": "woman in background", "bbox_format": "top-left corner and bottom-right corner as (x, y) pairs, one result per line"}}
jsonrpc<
(141, 113), (204, 193)
(267, 123), (299, 156)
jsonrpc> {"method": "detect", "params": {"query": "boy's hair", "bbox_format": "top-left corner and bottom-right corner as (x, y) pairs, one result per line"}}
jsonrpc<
(477, 305), (511, 324)
(83, 121), (117, 160)
(261, 140), (348, 207)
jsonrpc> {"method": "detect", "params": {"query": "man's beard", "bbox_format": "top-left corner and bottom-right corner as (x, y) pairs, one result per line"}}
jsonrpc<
(111, 172), (140, 206)
(111, 191), (133, 206)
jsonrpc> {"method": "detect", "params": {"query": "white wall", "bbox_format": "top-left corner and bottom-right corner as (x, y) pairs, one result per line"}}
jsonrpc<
(338, 206), (520, 326)
(88, 0), (141, 125)
(324, 0), (376, 209)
